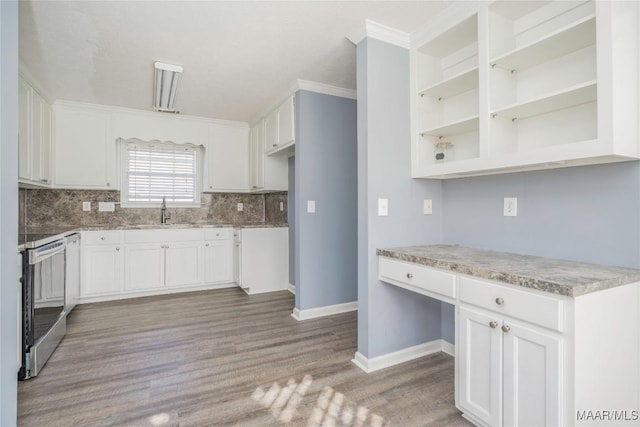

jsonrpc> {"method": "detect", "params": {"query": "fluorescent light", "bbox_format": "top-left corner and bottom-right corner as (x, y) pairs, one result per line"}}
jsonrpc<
(153, 62), (183, 113)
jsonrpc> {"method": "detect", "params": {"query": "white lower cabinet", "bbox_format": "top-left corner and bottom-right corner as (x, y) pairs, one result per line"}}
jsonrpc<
(204, 241), (232, 284)
(83, 244), (123, 296)
(165, 242), (203, 287)
(458, 305), (561, 427)
(124, 244), (164, 291)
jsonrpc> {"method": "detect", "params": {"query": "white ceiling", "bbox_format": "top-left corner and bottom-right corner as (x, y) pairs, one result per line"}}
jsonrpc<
(19, 1), (451, 123)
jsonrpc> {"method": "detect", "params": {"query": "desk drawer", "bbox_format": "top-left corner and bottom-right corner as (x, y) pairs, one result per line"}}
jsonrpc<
(459, 276), (564, 332)
(83, 230), (122, 245)
(379, 257), (456, 300)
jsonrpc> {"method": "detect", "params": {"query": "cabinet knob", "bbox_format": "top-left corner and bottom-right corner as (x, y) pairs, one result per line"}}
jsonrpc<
(216, 233), (220, 237)
(489, 321), (498, 329)
(115, 247), (120, 251)
(209, 186), (213, 189)
(106, 182), (110, 186)
(205, 243), (210, 247)
(501, 325), (511, 333)
(495, 297), (504, 305)
(272, 144), (277, 147)
(406, 273), (413, 279)
(101, 237), (105, 241)
(40, 179), (48, 183)
(252, 186), (257, 189)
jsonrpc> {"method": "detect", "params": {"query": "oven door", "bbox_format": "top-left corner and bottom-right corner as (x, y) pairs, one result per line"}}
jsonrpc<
(20, 239), (67, 379)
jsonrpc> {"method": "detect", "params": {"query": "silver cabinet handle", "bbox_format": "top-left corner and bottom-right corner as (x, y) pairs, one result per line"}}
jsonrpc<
(501, 325), (510, 333)
(489, 321), (498, 329)
(495, 297), (504, 305)
(406, 273), (413, 279)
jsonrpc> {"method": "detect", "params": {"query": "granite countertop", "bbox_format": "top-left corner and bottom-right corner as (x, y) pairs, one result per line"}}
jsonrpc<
(376, 244), (640, 297)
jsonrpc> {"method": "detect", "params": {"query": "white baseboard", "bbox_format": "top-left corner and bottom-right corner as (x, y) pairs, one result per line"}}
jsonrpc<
(287, 283), (295, 295)
(442, 340), (455, 357)
(291, 301), (357, 321)
(352, 339), (455, 373)
(79, 282), (238, 304)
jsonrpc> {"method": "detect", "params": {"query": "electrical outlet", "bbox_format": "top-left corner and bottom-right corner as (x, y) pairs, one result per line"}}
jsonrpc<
(82, 202), (91, 212)
(237, 203), (244, 212)
(98, 202), (115, 212)
(423, 199), (433, 215)
(307, 200), (315, 213)
(504, 197), (518, 217)
(279, 202), (284, 211)
(378, 198), (388, 216)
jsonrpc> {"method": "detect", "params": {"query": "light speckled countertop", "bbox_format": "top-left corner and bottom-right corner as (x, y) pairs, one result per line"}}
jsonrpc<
(377, 245), (640, 297)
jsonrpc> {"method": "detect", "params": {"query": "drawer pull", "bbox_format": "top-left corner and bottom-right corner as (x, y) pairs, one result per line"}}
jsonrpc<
(205, 243), (210, 247)
(495, 297), (504, 305)
(501, 325), (511, 333)
(406, 273), (413, 279)
(115, 247), (120, 251)
(101, 237), (106, 241)
(489, 321), (498, 329)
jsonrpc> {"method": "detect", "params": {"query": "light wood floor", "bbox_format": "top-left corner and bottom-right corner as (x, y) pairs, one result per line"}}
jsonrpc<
(18, 288), (470, 426)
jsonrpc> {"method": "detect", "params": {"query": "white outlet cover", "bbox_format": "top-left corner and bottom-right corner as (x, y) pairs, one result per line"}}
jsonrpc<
(307, 200), (316, 213)
(279, 201), (284, 211)
(98, 202), (115, 212)
(423, 199), (433, 215)
(237, 203), (244, 212)
(504, 197), (518, 217)
(82, 201), (91, 212)
(378, 198), (388, 216)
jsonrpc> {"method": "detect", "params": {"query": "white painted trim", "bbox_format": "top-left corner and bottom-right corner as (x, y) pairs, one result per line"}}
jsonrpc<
(352, 339), (453, 373)
(290, 79), (357, 100)
(291, 301), (357, 321)
(78, 282), (238, 304)
(53, 100), (249, 128)
(347, 19), (410, 49)
(287, 283), (295, 295)
(442, 340), (455, 357)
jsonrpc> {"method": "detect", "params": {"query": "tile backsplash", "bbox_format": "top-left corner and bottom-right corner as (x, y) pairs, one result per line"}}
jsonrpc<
(20, 189), (288, 229)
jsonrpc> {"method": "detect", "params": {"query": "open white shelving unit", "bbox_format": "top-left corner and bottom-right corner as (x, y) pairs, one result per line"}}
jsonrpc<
(410, 0), (640, 179)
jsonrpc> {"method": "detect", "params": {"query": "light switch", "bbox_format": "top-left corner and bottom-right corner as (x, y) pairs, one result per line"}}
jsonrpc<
(98, 202), (115, 212)
(504, 197), (518, 217)
(378, 198), (388, 216)
(307, 200), (315, 214)
(423, 199), (433, 215)
(82, 202), (91, 212)
(237, 203), (244, 212)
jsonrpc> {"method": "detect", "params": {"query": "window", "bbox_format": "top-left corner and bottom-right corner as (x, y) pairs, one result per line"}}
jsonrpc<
(121, 139), (203, 207)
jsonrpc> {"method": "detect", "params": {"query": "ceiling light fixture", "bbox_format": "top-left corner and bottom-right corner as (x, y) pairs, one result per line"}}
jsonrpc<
(153, 62), (183, 113)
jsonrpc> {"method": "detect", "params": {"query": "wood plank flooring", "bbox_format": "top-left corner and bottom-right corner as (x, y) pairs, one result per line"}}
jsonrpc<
(18, 288), (471, 426)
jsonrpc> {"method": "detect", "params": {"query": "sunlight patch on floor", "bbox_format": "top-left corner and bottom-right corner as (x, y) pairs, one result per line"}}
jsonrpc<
(252, 376), (384, 426)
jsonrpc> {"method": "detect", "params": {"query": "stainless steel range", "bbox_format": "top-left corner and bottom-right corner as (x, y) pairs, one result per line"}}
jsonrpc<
(19, 232), (79, 380)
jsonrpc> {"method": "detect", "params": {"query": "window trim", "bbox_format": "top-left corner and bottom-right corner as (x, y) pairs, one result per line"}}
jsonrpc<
(119, 138), (204, 209)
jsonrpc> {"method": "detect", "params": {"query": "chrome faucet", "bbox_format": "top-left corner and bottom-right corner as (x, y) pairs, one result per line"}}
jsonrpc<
(161, 196), (171, 225)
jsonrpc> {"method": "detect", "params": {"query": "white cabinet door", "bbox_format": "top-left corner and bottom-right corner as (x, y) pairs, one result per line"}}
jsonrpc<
(206, 124), (249, 192)
(83, 245), (122, 296)
(503, 320), (562, 427)
(278, 96), (295, 146)
(249, 123), (264, 191)
(458, 306), (503, 427)
(164, 242), (203, 287)
(264, 109), (279, 153)
(18, 79), (31, 181)
(204, 241), (232, 284)
(31, 91), (51, 185)
(65, 237), (80, 312)
(53, 105), (116, 189)
(124, 244), (164, 291)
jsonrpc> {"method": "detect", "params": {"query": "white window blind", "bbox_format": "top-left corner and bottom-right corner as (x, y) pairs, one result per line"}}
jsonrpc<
(125, 142), (198, 204)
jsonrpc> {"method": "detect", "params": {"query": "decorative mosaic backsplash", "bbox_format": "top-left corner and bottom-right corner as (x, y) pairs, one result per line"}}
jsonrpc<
(20, 189), (288, 229)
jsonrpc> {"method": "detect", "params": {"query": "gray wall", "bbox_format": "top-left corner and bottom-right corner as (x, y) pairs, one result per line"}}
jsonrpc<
(294, 90), (358, 310)
(442, 162), (640, 268)
(288, 156), (295, 290)
(357, 38), (444, 358)
(1, 1), (19, 424)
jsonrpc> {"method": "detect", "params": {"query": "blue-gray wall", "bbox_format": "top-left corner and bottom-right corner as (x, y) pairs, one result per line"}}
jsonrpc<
(357, 38), (444, 358)
(1, 1), (19, 424)
(288, 156), (295, 291)
(442, 162), (640, 268)
(294, 90), (358, 310)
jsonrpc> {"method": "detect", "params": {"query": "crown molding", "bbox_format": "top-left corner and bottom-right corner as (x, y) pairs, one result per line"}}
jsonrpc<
(347, 19), (410, 49)
(53, 100), (249, 128)
(19, 61), (54, 104)
(290, 79), (356, 100)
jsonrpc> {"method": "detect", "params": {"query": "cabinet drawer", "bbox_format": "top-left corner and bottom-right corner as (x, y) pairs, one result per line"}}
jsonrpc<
(83, 230), (122, 245)
(459, 277), (564, 332)
(204, 228), (232, 240)
(379, 257), (456, 300)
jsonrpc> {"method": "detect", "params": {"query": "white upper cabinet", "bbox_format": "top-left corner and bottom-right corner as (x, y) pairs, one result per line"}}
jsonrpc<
(250, 121), (265, 191)
(19, 77), (52, 186)
(264, 96), (295, 156)
(53, 104), (116, 189)
(250, 121), (288, 193)
(206, 124), (249, 192)
(411, 0), (639, 178)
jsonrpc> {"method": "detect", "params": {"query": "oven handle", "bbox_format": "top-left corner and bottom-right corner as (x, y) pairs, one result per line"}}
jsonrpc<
(29, 240), (66, 265)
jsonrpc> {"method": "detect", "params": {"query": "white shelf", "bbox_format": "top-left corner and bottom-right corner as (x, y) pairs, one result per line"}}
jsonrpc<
(419, 67), (479, 99)
(419, 15), (477, 57)
(491, 80), (597, 120)
(490, 15), (596, 71)
(420, 115), (479, 137)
